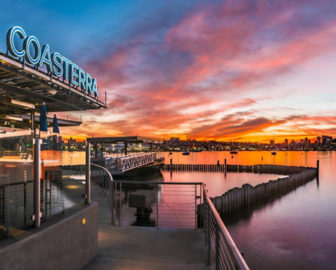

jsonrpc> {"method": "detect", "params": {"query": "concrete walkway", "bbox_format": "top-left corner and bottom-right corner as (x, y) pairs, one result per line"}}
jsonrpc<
(83, 184), (209, 270)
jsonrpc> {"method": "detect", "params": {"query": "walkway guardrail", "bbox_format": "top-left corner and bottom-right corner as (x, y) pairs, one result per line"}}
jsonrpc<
(90, 164), (250, 269)
(110, 180), (202, 229)
(203, 186), (249, 270)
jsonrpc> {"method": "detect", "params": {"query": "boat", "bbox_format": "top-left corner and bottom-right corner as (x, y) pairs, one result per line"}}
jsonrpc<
(230, 151), (238, 154)
(182, 151), (190, 155)
(271, 151), (277, 155)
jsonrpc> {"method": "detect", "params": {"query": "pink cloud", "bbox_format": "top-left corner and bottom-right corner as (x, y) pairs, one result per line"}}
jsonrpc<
(65, 1), (336, 141)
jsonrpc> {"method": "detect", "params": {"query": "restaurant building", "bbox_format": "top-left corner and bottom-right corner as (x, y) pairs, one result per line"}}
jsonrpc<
(0, 25), (106, 269)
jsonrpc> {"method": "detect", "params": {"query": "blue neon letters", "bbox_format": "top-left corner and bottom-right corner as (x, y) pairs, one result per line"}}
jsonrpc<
(6, 26), (98, 97)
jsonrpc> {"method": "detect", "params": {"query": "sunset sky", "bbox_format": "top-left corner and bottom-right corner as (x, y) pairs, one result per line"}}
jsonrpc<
(1, 0), (336, 142)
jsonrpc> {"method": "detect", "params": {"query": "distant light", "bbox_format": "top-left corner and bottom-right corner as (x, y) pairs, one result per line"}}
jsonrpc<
(48, 89), (57, 95)
(82, 218), (86, 225)
(5, 115), (23, 121)
(66, 185), (80, 190)
(10, 99), (35, 109)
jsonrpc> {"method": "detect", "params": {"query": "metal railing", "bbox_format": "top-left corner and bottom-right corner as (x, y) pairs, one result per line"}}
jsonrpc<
(0, 171), (65, 232)
(203, 186), (249, 270)
(91, 152), (157, 173)
(90, 164), (249, 269)
(109, 180), (202, 228)
(0, 180), (34, 232)
(118, 152), (157, 172)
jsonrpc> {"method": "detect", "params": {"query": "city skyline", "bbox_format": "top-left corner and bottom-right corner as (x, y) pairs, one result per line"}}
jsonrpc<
(1, 1), (336, 142)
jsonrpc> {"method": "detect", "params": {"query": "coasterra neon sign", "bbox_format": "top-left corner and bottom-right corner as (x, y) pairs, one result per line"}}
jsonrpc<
(6, 26), (98, 97)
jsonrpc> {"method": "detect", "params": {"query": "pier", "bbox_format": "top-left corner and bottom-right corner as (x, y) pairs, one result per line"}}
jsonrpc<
(92, 152), (158, 175)
(210, 165), (317, 219)
(163, 162), (318, 175)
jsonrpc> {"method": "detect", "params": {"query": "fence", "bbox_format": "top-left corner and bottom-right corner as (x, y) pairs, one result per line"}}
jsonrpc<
(105, 180), (202, 229)
(0, 170), (64, 233)
(0, 180), (34, 233)
(0, 165), (87, 240)
(163, 163), (226, 172)
(162, 163), (317, 175)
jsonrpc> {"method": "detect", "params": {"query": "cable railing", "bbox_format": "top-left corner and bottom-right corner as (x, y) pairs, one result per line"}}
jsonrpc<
(90, 165), (250, 269)
(109, 180), (202, 228)
(203, 186), (249, 270)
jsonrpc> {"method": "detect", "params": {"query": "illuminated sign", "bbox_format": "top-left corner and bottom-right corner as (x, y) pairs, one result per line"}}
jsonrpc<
(6, 26), (98, 97)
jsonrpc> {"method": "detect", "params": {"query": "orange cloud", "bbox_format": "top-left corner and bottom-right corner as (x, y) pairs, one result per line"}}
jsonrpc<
(63, 1), (336, 142)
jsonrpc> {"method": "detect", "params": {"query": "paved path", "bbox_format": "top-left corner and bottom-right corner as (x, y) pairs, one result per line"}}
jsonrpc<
(83, 184), (209, 270)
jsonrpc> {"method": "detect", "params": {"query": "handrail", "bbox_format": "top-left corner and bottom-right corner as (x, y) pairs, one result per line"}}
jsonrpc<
(203, 184), (249, 270)
(0, 180), (33, 188)
(115, 180), (203, 185)
(90, 163), (114, 183)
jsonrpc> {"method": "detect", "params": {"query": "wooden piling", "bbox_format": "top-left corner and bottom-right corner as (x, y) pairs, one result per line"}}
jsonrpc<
(211, 166), (317, 216)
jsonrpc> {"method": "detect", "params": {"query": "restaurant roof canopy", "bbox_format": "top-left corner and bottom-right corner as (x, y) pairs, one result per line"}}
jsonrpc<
(87, 136), (164, 144)
(0, 53), (106, 113)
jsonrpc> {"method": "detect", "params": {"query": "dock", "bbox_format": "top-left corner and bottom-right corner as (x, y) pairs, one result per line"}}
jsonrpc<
(92, 152), (159, 175)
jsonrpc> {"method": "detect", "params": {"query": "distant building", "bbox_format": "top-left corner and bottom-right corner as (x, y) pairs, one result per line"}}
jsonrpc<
(169, 137), (180, 143)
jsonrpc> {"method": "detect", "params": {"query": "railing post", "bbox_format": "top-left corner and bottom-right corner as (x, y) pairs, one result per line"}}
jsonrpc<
(85, 142), (91, 204)
(194, 184), (197, 230)
(23, 182), (27, 226)
(33, 135), (41, 228)
(110, 181), (115, 225)
(156, 188), (159, 230)
(118, 182), (122, 226)
(204, 198), (207, 245)
(207, 204), (211, 265)
(215, 222), (220, 270)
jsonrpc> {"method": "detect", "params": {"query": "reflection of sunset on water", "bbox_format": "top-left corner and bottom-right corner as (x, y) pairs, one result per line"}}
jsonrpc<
(164, 151), (325, 167)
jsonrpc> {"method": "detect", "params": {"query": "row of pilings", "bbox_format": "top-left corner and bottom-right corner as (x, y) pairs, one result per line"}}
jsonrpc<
(162, 163), (318, 174)
(210, 165), (318, 218)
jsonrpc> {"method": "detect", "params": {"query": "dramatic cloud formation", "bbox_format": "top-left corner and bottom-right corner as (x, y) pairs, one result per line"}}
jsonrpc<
(5, 0), (334, 141)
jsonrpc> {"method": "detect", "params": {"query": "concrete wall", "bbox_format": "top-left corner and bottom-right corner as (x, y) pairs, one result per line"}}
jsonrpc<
(0, 203), (98, 270)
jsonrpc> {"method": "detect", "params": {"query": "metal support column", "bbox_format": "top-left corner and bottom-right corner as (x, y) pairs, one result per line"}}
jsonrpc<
(224, 158), (227, 177)
(94, 143), (98, 159)
(31, 110), (36, 137)
(85, 142), (91, 204)
(124, 141), (128, 156)
(33, 135), (41, 228)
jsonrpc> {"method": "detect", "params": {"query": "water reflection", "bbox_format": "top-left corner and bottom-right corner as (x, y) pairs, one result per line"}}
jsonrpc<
(163, 151), (336, 269)
(39, 150), (336, 269)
